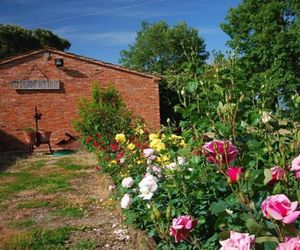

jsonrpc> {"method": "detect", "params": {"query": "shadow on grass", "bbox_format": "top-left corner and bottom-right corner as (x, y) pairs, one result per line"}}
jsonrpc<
(0, 130), (29, 172)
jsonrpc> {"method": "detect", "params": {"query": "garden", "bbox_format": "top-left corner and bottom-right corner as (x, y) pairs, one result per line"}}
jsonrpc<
(1, 0), (300, 249)
(76, 57), (300, 249)
(76, 2), (300, 248)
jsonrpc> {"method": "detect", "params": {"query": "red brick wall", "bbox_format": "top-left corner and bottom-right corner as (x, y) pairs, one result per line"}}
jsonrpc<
(0, 51), (160, 150)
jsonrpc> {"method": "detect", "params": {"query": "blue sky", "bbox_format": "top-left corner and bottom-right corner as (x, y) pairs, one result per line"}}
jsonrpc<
(1, 0), (241, 64)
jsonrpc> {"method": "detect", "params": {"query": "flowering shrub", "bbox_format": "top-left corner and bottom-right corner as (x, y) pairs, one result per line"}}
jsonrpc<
(73, 83), (135, 151)
(92, 124), (300, 249)
(82, 57), (300, 249)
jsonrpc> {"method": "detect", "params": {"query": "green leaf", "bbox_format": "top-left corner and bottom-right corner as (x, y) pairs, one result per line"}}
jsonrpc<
(190, 156), (201, 166)
(263, 169), (273, 185)
(215, 121), (230, 136)
(217, 179), (227, 192)
(272, 182), (282, 194)
(297, 190), (300, 203)
(247, 140), (262, 151)
(263, 241), (278, 250)
(213, 84), (224, 96)
(255, 236), (278, 244)
(186, 81), (198, 93)
(218, 231), (230, 240)
(245, 218), (266, 235)
(210, 200), (229, 215)
(197, 216), (206, 225)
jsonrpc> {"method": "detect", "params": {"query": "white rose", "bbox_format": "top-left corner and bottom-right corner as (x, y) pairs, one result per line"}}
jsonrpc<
(139, 186), (154, 200)
(177, 156), (186, 165)
(120, 194), (132, 209)
(166, 162), (176, 170)
(138, 174), (158, 200)
(122, 177), (134, 188)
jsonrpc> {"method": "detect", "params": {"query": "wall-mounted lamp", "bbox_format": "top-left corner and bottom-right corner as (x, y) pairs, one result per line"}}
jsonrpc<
(44, 52), (51, 60)
(55, 58), (64, 67)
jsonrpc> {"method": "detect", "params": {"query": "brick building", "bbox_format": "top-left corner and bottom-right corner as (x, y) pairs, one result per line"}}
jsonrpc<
(0, 48), (160, 151)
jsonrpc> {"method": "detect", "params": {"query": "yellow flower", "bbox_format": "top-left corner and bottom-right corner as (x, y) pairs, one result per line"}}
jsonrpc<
(149, 133), (159, 141)
(127, 143), (136, 151)
(179, 140), (187, 148)
(150, 138), (165, 151)
(157, 155), (170, 166)
(156, 142), (165, 151)
(135, 127), (144, 135)
(171, 134), (182, 140)
(115, 133), (126, 143)
(110, 160), (117, 165)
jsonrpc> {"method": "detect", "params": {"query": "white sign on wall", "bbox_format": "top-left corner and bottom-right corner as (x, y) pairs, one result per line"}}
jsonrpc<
(11, 80), (60, 90)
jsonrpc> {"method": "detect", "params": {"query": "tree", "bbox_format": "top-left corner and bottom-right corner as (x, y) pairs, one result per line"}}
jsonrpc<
(221, 0), (300, 110)
(119, 21), (208, 124)
(0, 24), (71, 59)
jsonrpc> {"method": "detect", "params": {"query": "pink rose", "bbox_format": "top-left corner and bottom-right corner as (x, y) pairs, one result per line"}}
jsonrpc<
(268, 166), (285, 185)
(261, 194), (300, 224)
(169, 215), (197, 243)
(219, 231), (255, 250)
(276, 237), (300, 250)
(291, 155), (300, 180)
(202, 140), (238, 165)
(226, 166), (243, 184)
(143, 148), (155, 158)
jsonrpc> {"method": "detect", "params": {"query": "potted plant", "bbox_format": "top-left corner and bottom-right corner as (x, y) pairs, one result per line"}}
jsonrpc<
(23, 127), (37, 144)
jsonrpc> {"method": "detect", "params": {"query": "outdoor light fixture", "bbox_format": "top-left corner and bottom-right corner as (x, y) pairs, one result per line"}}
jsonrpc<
(44, 52), (51, 60)
(55, 58), (64, 67)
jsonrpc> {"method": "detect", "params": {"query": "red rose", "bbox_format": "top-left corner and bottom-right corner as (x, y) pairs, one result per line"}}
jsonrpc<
(226, 166), (243, 184)
(111, 143), (119, 152)
(86, 136), (93, 143)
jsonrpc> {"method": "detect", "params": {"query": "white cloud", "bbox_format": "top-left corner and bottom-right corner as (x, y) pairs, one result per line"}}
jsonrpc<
(53, 25), (77, 35)
(70, 31), (136, 46)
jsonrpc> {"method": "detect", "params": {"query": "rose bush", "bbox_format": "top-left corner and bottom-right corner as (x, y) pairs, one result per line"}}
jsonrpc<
(90, 124), (300, 249)
(79, 54), (300, 249)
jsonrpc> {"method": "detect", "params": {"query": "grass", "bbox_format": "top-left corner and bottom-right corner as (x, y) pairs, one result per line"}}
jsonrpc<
(27, 159), (47, 170)
(0, 155), (100, 249)
(10, 219), (36, 229)
(2, 226), (73, 250)
(16, 200), (50, 209)
(55, 158), (84, 170)
(0, 170), (76, 201)
(62, 163), (83, 171)
(75, 239), (96, 250)
(53, 207), (84, 218)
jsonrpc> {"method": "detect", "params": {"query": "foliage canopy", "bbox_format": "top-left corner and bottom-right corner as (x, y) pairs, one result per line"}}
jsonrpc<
(221, 0), (300, 108)
(119, 21), (208, 124)
(0, 24), (71, 59)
